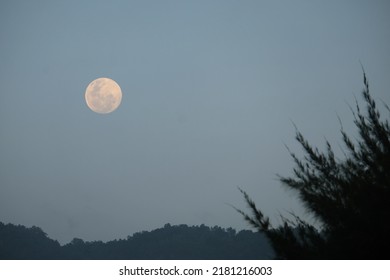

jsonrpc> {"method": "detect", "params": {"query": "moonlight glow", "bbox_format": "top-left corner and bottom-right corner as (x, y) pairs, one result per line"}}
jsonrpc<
(85, 77), (122, 114)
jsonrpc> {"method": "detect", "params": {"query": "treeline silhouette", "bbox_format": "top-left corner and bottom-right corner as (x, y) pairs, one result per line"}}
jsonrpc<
(0, 222), (274, 259)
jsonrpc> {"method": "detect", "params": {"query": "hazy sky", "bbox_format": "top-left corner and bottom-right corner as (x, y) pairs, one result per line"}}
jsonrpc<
(1, 0), (389, 244)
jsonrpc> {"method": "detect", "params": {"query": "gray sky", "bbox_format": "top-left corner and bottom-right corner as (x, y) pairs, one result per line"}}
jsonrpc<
(1, 0), (389, 244)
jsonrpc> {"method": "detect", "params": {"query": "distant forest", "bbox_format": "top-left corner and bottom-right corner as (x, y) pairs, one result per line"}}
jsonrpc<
(0, 222), (274, 259)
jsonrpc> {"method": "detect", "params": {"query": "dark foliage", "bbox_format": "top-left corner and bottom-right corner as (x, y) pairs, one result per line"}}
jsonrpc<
(0, 222), (274, 259)
(237, 72), (390, 259)
(0, 222), (62, 259)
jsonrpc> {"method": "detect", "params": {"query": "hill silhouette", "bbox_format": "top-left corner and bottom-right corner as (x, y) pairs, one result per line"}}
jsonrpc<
(0, 222), (274, 259)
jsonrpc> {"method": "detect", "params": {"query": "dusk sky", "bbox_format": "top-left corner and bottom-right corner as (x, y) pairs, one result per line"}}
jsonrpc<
(1, 0), (389, 244)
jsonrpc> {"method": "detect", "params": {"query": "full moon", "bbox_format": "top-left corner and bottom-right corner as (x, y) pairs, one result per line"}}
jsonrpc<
(85, 77), (122, 114)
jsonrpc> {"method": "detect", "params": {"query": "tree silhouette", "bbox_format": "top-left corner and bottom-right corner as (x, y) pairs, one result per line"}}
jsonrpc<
(237, 72), (390, 259)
